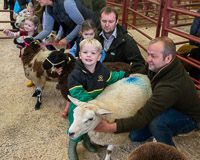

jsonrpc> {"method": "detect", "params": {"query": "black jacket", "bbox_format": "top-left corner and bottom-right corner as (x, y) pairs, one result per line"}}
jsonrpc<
(116, 56), (200, 133)
(96, 24), (145, 73)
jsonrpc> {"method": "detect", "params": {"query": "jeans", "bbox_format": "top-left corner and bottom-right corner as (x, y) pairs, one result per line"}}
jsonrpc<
(129, 108), (197, 146)
(9, 0), (17, 29)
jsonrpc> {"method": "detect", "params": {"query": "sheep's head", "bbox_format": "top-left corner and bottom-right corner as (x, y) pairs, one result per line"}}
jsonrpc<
(14, 9), (29, 29)
(14, 36), (40, 49)
(43, 48), (70, 70)
(15, 14), (25, 29)
(68, 95), (113, 139)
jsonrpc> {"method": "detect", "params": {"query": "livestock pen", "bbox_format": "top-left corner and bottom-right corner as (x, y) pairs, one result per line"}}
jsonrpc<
(107, 0), (200, 89)
(0, 1), (200, 160)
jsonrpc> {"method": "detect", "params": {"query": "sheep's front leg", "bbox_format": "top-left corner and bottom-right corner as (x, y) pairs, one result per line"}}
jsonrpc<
(104, 145), (114, 160)
(35, 90), (42, 110)
(32, 87), (42, 110)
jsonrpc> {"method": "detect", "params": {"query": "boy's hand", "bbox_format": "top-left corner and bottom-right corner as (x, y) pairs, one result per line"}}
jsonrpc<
(54, 67), (63, 75)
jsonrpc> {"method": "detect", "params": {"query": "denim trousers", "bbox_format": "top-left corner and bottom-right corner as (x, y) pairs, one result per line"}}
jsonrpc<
(129, 108), (197, 146)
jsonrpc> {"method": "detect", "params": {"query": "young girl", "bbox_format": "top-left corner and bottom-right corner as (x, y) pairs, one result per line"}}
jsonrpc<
(69, 19), (106, 62)
(3, 15), (40, 87)
(3, 15), (40, 38)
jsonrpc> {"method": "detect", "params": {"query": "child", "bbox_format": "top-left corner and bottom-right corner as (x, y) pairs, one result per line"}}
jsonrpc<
(13, 0), (31, 18)
(3, 15), (40, 87)
(61, 20), (106, 116)
(69, 19), (106, 62)
(3, 15), (40, 38)
(66, 38), (129, 160)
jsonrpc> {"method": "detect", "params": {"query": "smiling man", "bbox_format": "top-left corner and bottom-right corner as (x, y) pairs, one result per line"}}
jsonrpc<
(96, 6), (145, 73)
(94, 36), (200, 147)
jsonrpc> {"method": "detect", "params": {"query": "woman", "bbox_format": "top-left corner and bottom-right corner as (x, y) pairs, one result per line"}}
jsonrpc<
(35, 0), (105, 46)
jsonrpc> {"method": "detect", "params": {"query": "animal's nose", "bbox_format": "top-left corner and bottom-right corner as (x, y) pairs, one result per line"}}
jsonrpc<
(15, 23), (18, 26)
(68, 132), (75, 138)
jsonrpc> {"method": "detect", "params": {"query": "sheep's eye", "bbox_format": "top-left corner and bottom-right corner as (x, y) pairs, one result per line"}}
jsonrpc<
(84, 118), (93, 124)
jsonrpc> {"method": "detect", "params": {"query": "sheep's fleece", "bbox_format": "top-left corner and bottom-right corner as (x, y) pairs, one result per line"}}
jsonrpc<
(68, 74), (152, 146)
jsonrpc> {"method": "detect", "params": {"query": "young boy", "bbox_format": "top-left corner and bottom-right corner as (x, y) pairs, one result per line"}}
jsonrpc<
(66, 38), (129, 160)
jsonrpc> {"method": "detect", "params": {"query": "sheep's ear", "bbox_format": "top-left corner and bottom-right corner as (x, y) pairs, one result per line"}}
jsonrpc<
(67, 95), (84, 106)
(59, 48), (65, 53)
(96, 109), (114, 116)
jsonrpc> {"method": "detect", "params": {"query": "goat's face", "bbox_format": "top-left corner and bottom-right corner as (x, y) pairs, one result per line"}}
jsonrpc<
(43, 49), (69, 70)
(68, 95), (113, 139)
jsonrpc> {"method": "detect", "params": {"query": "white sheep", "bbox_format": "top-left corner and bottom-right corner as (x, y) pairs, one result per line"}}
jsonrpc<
(68, 74), (152, 160)
(15, 9), (28, 29)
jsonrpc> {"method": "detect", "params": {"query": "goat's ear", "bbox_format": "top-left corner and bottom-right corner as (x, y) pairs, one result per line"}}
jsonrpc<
(96, 109), (114, 116)
(68, 95), (84, 106)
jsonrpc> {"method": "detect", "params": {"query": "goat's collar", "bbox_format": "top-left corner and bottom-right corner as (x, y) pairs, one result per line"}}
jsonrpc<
(23, 36), (30, 47)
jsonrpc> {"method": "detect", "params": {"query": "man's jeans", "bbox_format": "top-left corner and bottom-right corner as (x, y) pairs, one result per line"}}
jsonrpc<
(129, 108), (197, 146)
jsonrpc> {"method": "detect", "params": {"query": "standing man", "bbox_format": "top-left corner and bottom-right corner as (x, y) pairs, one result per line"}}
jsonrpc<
(94, 37), (200, 147)
(96, 6), (145, 73)
(190, 8), (200, 48)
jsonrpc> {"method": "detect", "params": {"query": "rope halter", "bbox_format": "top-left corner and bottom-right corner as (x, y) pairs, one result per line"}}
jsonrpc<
(46, 57), (71, 73)
(23, 36), (30, 47)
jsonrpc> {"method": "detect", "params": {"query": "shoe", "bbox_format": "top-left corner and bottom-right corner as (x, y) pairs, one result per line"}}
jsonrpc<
(82, 134), (96, 152)
(27, 81), (34, 87)
(4, 0), (8, 9)
(56, 83), (60, 90)
(68, 139), (78, 160)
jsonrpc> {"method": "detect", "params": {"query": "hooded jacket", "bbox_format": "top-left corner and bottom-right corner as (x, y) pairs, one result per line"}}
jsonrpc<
(68, 59), (128, 142)
(96, 24), (145, 73)
(116, 56), (200, 133)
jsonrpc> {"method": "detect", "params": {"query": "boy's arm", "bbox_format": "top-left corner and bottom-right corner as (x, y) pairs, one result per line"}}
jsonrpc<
(106, 71), (127, 86)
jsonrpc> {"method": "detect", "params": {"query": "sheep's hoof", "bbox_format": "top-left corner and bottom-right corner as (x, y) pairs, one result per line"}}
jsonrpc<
(32, 90), (40, 97)
(35, 102), (41, 110)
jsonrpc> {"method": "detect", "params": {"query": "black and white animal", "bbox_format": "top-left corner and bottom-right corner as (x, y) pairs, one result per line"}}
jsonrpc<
(14, 36), (60, 110)
(68, 74), (152, 160)
(43, 49), (76, 101)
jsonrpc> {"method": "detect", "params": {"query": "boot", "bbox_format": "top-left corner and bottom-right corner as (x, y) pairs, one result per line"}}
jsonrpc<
(82, 134), (96, 152)
(4, 0), (8, 9)
(68, 139), (78, 160)
(27, 81), (34, 87)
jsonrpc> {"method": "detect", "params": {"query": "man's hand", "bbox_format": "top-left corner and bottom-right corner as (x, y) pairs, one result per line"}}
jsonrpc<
(94, 120), (117, 133)
(59, 38), (68, 46)
(129, 74), (139, 77)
